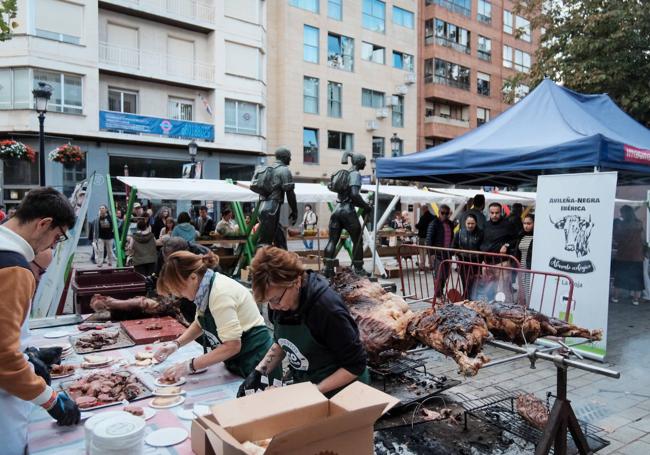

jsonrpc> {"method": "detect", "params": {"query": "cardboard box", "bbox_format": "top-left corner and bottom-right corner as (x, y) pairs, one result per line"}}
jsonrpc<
(191, 381), (399, 455)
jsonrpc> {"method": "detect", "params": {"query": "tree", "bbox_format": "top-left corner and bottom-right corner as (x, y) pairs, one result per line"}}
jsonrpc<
(513, 0), (650, 127)
(0, 0), (18, 41)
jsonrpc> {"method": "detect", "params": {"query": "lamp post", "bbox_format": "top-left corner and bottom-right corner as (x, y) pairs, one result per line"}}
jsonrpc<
(370, 157), (379, 279)
(32, 82), (52, 186)
(188, 140), (198, 178)
(390, 133), (401, 157)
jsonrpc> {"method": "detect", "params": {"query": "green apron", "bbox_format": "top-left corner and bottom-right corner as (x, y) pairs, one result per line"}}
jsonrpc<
(274, 315), (370, 396)
(196, 274), (274, 378)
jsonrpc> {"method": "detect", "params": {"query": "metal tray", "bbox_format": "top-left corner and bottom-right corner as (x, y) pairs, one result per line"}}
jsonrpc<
(71, 328), (135, 354)
(59, 370), (153, 412)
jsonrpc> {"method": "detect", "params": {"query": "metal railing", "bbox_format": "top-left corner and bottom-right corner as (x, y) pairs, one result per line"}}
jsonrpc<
(101, 0), (215, 24)
(99, 42), (216, 85)
(477, 13), (491, 25)
(477, 50), (492, 62)
(434, 36), (471, 54)
(425, 74), (470, 91)
(431, 0), (471, 17)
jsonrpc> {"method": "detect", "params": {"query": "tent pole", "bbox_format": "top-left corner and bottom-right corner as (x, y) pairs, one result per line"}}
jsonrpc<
(106, 174), (124, 267)
(371, 177), (379, 279)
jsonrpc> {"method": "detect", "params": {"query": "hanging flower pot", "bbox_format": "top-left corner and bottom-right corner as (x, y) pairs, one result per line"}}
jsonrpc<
(49, 143), (85, 166)
(0, 140), (36, 162)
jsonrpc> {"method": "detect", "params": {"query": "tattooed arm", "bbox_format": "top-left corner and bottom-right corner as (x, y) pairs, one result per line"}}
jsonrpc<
(255, 343), (285, 375)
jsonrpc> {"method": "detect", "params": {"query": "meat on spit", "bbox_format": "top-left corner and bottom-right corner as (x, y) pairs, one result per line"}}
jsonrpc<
(516, 393), (549, 429)
(455, 300), (603, 345)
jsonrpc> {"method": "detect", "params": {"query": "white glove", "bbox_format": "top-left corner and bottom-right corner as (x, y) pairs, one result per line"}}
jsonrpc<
(163, 360), (191, 382)
(153, 342), (178, 362)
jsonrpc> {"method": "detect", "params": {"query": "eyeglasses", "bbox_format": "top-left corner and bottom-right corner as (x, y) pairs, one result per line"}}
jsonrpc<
(32, 260), (47, 277)
(54, 227), (69, 244)
(262, 286), (290, 307)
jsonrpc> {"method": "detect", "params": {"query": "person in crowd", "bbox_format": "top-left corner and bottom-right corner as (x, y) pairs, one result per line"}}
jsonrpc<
(128, 219), (158, 276)
(459, 194), (486, 231)
(452, 213), (484, 297)
(152, 206), (171, 239)
(0, 188), (80, 453)
(481, 203), (517, 257)
(156, 217), (176, 246)
(196, 206), (215, 237)
(301, 204), (318, 250)
(153, 251), (275, 381)
(506, 203), (524, 237)
(215, 208), (239, 236)
(238, 247), (368, 398)
(401, 211), (412, 231)
(415, 204), (435, 270)
(612, 205), (645, 306)
(390, 210), (404, 229)
(426, 204), (455, 297)
(515, 214), (535, 303)
(172, 211), (199, 242)
(127, 202), (145, 237)
(89, 205), (115, 268)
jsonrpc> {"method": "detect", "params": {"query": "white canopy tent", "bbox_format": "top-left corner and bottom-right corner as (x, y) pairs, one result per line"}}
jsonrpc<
(117, 176), (259, 202)
(237, 181), (339, 204)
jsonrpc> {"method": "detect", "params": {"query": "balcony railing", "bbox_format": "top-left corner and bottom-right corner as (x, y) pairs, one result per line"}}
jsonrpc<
(478, 50), (492, 62)
(477, 13), (491, 25)
(434, 36), (470, 54)
(424, 112), (470, 128)
(425, 74), (470, 91)
(100, 0), (215, 25)
(99, 42), (215, 86)
(432, 0), (471, 17)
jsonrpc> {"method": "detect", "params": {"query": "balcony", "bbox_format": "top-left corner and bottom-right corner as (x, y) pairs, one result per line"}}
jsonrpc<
(424, 113), (470, 128)
(99, 42), (215, 88)
(434, 36), (470, 55)
(425, 74), (470, 91)
(431, 0), (471, 17)
(478, 50), (492, 62)
(99, 0), (215, 32)
(477, 13), (491, 25)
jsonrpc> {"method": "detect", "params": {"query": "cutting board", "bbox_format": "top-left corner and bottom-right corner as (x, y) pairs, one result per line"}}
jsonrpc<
(120, 316), (186, 345)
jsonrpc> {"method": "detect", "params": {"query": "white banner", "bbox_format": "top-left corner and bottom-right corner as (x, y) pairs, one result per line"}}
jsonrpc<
(32, 174), (96, 318)
(531, 172), (617, 360)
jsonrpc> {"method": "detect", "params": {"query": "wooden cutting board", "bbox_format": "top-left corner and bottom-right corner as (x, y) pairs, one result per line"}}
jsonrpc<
(120, 316), (186, 345)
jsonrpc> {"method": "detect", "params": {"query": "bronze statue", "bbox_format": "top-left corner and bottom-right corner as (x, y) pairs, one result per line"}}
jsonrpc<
(323, 151), (373, 277)
(251, 147), (297, 249)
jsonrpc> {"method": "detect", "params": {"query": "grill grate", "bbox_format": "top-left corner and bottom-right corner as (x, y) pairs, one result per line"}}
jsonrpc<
(458, 387), (610, 454)
(370, 355), (426, 377)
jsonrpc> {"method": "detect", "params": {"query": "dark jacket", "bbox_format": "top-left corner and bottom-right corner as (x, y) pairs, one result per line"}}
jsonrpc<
(89, 215), (113, 241)
(452, 228), (483, 252)
(426, 216), (455, 248)
(131, 231), (157, 266)
(268, 271), (367, 376)
(196, 216), (216, 236)
(506, 214), (524, 237)
(152, 217), (167, 239)
(480, 218), (517, 254)
(415, 211), (435, 239)
(459, 208), (486, 231)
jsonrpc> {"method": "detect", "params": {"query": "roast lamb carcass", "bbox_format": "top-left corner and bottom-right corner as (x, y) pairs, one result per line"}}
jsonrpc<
(407, 305), (491, 376)
(516, 393), (549, 429)
(331, 270), (416, 362)
(455, 300), (603, 345)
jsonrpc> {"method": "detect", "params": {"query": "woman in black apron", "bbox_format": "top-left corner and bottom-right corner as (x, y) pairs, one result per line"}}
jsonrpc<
(153, 251), (274, 381)
(237, 246), (369, 398)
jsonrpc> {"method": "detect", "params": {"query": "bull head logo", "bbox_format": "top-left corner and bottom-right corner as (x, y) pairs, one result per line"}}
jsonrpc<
(549, 215), (594, 258)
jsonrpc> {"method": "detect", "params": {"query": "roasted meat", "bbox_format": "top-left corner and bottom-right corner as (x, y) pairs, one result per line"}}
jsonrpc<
(74, 330), (120, 350)
(456, 300), (603, 345)
(64, 371), (143, 408)
(408, 305), (491, 376)
(331, 270), (416, 362)
(123, 405), (144, 416)
(75, 396), (98, 409)
(516, 394), (549, 429)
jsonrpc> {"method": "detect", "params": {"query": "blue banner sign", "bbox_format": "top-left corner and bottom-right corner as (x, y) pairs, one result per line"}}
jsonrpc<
(99, 111), (214, 141)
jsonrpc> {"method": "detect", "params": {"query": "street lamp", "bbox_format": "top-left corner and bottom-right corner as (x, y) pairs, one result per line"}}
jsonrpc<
(188, 140), (198, 163)
(390, 133), (401, 157)
(32, 82), (52, 186)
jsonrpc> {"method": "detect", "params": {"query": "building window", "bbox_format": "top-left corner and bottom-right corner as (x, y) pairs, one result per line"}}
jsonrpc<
(33, 69), (83, 114)
(516, 16), (531, 42)
(432, 19), (470, 54)
(327, 33), (354, 71)
(503, 10), (513, 34)
(503, 45), (513, 68)
(478, 36), (492, 62)
(328, 130), (354, 151)
(425, 99), (469, 125)
(425, 58), (470, 91)
(391, 137), (403, 157)
(361, 42), (385, 64)
(62, 161), (86, 197)
(303, 76), (319, 114)
(514, 49), (531, 73)
(362, 0), (385, 33)
(303, 25), (319, 63)
(303, 128), (319, 164)
(328, 81), (342, 118)
(35, 0), (83, 44)
(225, 99), (260, 135)
(372, 136), (385, 159)
(328, 0), (342, 20)
(108, 88), (137, 113)
(477, 0), (491, 24)
(289, 0), (319, 13)
(477, 72), (490, 96)
(393, 7), (414, 29)
(361, 88), (385, 108)
(392, 95), (404, 128)
(429, 0), (471, 17)
(477, 107), (490, 126)
(0, 68), (32, 110)
(168, 97), (193, 120)
(392, 51), (414, 72)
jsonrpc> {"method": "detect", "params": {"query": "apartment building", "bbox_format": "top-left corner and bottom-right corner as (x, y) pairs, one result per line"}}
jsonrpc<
(0, 0), (267, 214)
(418, 0), (538, 150)
(267, 0), (418, 182)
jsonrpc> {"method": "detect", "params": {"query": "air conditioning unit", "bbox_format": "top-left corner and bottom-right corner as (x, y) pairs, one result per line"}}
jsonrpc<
(395, 84), (409, 95)
(386, 95), (400, 107)
(375, 107), (389, 119)
(366, 120), (379, 131)
(404, 72), (416, 85)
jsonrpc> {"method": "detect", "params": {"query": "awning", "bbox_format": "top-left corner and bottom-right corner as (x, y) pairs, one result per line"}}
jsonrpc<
(237, 182), (339, 203)
(117, 176), (259, 202)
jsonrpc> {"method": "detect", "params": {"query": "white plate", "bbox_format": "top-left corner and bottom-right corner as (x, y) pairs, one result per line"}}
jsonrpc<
(193, 404), (211, 417)
(148, 395), (185, 409)
(43, 330), (72, 339)
(40, 342), (73, 350)
(145, 427), (188, 447)
(122, 406), (156, 420)
(152, 388), (185, 397)
(154, 376), (186, 387)
(176, 408), (195, 420)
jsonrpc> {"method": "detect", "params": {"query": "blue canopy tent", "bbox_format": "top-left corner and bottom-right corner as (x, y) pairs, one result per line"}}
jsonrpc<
(377, 80), (650, 186)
